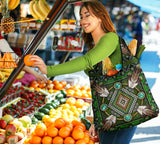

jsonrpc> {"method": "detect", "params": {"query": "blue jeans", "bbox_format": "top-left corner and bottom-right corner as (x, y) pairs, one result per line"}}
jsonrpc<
(98, 126), (137, 144)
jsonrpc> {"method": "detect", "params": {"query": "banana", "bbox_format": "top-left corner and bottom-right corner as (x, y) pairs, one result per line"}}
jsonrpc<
(33, 0), (45, 20)
(8, 0), (17, 10)
(38, 0), (50, 17)
(9, 0), (20, 10)
(29, 0), (40, 20)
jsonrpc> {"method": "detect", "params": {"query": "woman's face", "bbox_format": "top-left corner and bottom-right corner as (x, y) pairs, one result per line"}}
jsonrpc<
(80, 6), (101, 33)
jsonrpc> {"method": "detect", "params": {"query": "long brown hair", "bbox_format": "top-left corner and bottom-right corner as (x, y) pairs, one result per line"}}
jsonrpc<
(80, 0), (116, 50)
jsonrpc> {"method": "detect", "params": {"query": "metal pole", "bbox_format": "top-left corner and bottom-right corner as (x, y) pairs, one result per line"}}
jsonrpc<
(0, 0), (85, 99)
(0, 0), (68, 99)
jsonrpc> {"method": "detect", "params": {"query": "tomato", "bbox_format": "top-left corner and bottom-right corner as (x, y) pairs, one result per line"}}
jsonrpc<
(24, 54), (34, 66)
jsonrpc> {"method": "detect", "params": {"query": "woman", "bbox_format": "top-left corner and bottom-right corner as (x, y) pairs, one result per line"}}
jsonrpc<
(30, 1), (136, 143)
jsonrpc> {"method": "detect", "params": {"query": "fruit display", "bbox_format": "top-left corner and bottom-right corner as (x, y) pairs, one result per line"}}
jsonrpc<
(0, 68), (25, 83)
(24, 118), (94, 144)
(28, 79), (67, 93)
(0, 0), (20, 34)
(0, 52), (17, 69)
(29, 0), (51, 20)
(2, 86), (46, 117)
(0, 84), (21, 106)
(0, 115), (32, 144)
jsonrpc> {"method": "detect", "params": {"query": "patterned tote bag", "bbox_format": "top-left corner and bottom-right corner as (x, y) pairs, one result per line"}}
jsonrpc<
(88, 37), (159, 132)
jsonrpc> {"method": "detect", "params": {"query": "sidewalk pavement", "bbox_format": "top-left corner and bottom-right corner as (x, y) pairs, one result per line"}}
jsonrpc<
(130, 30), (160, 144)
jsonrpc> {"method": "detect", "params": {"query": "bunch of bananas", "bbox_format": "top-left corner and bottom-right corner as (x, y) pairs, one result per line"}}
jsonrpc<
(0, 0), (20, 12)
(29, 0), (51, 21)
(0, 68), (25, 83)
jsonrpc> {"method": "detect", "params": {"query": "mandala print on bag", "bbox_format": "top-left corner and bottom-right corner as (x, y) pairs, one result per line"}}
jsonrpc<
(89, 37), (159, 132)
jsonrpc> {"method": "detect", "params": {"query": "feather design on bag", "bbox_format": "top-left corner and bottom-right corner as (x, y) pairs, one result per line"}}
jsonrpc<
(92, 82), (109, 97)
(102, 115), (116, 131)
(121, 43), (131, 56)
(128, 64), (142, 88)
(137, 105), (158, 118)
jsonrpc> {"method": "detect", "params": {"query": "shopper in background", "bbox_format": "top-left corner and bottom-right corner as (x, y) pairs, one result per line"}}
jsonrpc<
(0, 26), (48, 84)
(29, 1), (136, 143)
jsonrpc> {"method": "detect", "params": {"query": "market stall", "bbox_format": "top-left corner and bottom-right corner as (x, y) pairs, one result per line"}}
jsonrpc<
(0, 0), (99, 143)
(1, 0), (157, 143)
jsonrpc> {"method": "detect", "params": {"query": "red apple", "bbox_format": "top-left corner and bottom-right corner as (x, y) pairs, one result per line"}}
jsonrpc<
(5, 124), (16, 136)
(0, 134), (6, 144)
(7, 135), (18, 143)
(0, 119), (7, 129)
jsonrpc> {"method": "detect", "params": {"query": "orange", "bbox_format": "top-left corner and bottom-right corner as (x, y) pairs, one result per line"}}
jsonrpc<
(45, 117), (55, 128)
(52, 80), (59, 85)
(54, 83), (63, 90)
(34, 123), (46, 137)
(88, 140), (94, 144)
(42, 136), (52, 144)
(64, 137), (75, 144)
(54, 118), (66, 129)
(74, 90), (83, 97)
(82, 132), (90, 143)
(75, 139), (86, 144)
(66, 89), (75, 96)
(58, 126), (71, 138)
(71, 120), (82, 127)
(72, 129), (84, 140)
(59, 80), (67, 87)
(65, 124), (73, 131)
(47, 126), (58, 137)
(30, 135), (41, 144)
(52, 136), (63, 144)
(81, 85), (89, 91)
(75, 99), (84, 108)
(24, 54), (34, 66)
(73, 123), (86, 132)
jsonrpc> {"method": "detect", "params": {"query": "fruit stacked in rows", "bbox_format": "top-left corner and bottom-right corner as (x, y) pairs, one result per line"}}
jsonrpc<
(24, 118), (94, 144)
(66, 84), (92, 99)
(2, 87), (46, 117)
(40, 97), (91, 127)
(29, 80), (67, 93)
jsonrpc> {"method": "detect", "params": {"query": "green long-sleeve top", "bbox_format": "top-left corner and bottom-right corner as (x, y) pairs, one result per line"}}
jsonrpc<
(47, 32), (122, 77)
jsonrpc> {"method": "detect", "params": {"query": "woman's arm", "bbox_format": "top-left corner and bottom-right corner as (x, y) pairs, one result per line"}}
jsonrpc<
(46, 32), (119, 77)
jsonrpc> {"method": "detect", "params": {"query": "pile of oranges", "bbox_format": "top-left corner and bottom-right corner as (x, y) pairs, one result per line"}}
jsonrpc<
(29, 80), (67, 92)
(24, 118), (94, 144)
(66, 85), (92, 99)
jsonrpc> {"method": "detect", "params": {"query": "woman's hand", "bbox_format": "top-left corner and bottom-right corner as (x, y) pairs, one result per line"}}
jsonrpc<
(89, 124), (98, 138)
(29, 55), (47, 75)
(34, 73), (48, 83)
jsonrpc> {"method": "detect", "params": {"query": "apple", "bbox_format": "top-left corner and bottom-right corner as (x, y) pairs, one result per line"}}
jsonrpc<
(0, 119), (7, 129)
(15, 132), (24, 141)
(9, 118), (23, 129)
(1, 114), (13, 124)
(18, 116), (31, 128)
(0, 133), (6, 144)
(5, 124), (17, 136)
(7, 135), (18, 143)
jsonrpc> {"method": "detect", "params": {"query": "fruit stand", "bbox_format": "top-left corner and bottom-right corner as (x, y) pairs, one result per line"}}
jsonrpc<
(0, 0), (99, 143)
